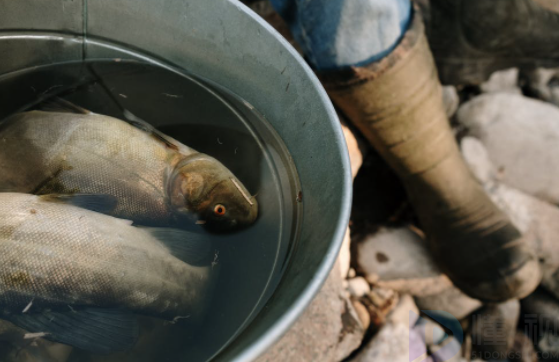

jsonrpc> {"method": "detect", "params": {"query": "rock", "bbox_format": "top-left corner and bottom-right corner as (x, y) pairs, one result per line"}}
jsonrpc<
(461, 137), (497, 184)
(442, 85), (460, 117)
(352, 299), (371, 331)
(355, 323), (421, 362)
(415, 317), (447, 347)
(362, 287), (399, 328)
(340, 120), (366, 180)
(542, 267), (559, 301)
(492, 183), (559, 274)
(460, 123), (559, 273)
(347, 277), (371, 298)
(510, 331), (538, 362)
(522, 289), (559, 328)
(357, 227), (482, 320)
(457, 93), (559, 204)
(354, 295), (423, 362)
(256, 259), (365, 362)
(480, 68), (521, 94)
(356, 227), (452, 296)
(537, 331), (559, 361)
(522, 67), (559, 107)
(431, 337), (464, 362)
(470, 300), (520, 360)
(338, 227), (351, 279)
(415, 287), (482, 320)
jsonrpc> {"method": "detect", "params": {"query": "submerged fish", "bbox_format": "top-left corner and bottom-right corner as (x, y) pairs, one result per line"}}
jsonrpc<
(0, 105), (258, 231)
(0, 193), (216, 353)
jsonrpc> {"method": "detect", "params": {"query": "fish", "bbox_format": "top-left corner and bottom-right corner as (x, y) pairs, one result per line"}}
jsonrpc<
(0, 193), (217, 353)
(0, 104), (258, 231)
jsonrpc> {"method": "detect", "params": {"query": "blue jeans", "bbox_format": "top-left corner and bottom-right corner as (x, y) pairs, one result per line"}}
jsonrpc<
(269, 0), (412, 70)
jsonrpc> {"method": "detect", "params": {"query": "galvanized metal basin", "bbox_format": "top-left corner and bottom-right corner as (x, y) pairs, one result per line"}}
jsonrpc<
(0, 1), (352, 360)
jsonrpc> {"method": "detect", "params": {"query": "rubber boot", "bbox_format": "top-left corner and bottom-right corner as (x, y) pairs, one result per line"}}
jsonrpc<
(422, 0), (559, 85)
(319, 9), (541, 302)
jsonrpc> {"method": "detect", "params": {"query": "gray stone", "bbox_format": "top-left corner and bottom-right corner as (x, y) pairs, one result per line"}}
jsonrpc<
(537, 331), (559, 361)
(470, 300), (520, 359)
(461, 129), (559, 273)
(352, 299), (371, 331)
(485, 183), (559, 273)
(508, 331), (537, 362)
(442, 85), (460, 117)
(354, 295), (424, 362)
(461, 137), (497, 184)
(431, 337), (464, 362)
(415, 317), (447, 348)
(340, 120), (366, 180)
(543, 268), (559, 301)
(523, 67), (559, 107)
(480, 68), (521, 95)
(256, 258), (365, 362)
(347, 277), (371, 299)
(356, 227), (452, 297)
(338, 227), (352, 280)
(457, 93), (559, 204)
(522, 289), (559, 331)
(354, 322), (417, 362)
(363, 287), (400, 328)
(415, 287), (482, 320)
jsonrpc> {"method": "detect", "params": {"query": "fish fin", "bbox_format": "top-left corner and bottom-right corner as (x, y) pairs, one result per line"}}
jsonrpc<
(143, 227), (213, 265)
(121, 110), (180, 151)
(7, 308), (139, 354)
(39, 194), (118, 214)
(36, 97), (91, 115)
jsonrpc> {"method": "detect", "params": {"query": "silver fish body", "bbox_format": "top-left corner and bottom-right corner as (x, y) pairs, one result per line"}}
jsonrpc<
(0, 111), (258, 230)
(0, 193), (213, 319)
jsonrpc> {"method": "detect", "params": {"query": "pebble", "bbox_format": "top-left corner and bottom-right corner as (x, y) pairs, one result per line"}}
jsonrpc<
(457, 93), (559, 204)
(522, 289), (559, 328)
(356, 227), (452, 297)
(480, 68), (521, 94)
(415, 287), (482, 321)
(470, 300), (520, 360)
(347, 277), (371, 298)
(461, 136), (559, 273)
(352, 299), (371, 331)
(340, 120), (366, 180)
(338, 227), (351, 280)
(509, 331), (538, 362)
(442, 85), (460, 117)
(522, 67), (559, 107)
(354, 295), (423, 362)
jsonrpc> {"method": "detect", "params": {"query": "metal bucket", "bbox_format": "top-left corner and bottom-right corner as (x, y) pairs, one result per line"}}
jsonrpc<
(0, 1), (352, 360)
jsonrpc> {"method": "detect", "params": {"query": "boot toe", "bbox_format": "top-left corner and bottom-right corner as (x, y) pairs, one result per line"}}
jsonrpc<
(448, 244), (542, 303)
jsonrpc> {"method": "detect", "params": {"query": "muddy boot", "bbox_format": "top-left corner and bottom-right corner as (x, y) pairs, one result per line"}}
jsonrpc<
(420, 0), (559, 85)
(319, 9), (541, 302)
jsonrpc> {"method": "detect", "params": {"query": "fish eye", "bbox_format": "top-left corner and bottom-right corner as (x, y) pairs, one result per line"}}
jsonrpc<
(214, 204), (227, 216)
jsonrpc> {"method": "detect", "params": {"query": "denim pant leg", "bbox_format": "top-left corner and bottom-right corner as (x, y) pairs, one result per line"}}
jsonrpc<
(269, 0), (412, 70)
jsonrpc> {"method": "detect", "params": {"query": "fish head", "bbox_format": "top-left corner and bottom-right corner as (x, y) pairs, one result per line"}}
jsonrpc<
(169, 154), (258, 232)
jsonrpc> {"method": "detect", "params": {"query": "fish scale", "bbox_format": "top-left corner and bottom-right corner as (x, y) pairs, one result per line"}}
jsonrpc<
(0, 193), (212, 318)
(0, 110), (258, 230)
